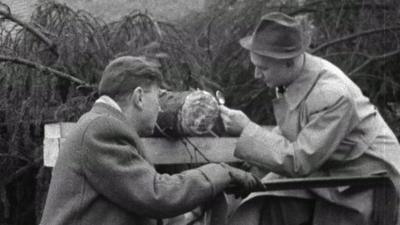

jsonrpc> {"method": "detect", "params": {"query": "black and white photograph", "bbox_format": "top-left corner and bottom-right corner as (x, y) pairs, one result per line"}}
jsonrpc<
(0, 0), (399, 224)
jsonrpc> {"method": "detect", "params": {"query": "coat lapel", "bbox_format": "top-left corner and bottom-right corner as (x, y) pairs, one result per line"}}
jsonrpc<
(272, 53), (325, 141)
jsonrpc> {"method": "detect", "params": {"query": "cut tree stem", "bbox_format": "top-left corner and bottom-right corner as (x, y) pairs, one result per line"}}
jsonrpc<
(0, 55), (90, 86)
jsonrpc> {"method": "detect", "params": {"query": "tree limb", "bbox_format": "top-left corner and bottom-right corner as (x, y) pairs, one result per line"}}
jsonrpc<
(349, 49), (400, 76)
(322, 51), (370, 59)
(0, 55), (91, 86)
(0, 2), (58, 56)
(311, 26), (400, 54)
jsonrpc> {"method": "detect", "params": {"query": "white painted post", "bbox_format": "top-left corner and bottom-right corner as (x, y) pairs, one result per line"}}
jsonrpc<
(43, 123), (76, 167)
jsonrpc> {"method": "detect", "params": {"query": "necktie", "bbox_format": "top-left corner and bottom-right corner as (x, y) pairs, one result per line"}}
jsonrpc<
(275, 86), (285, 98)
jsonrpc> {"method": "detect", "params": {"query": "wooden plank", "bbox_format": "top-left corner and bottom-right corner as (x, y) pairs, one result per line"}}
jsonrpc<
(44, 123), (61, 139)
(43, 123), (241, 167)
(142, 137), (239, 164)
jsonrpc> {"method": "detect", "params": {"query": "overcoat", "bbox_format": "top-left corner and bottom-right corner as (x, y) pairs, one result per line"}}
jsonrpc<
(231, 53), (400, 225)
(40, 102), (232, 225)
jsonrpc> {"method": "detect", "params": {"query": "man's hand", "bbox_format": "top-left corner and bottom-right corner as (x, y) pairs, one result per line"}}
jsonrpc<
(219, 105), (251, 136)
(221, 163), (265, 198)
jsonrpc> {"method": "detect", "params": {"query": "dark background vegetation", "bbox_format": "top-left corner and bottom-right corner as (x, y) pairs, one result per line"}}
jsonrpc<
(0, 0), (399, 224)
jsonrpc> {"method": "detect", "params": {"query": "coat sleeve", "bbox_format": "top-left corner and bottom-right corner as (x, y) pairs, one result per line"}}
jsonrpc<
(81, 116), (231, 218)
(234, 92), (359, 177)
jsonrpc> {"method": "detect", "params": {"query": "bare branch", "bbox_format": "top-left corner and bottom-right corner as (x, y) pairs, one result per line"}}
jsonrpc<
(311, 26), (400, 54)
(349, 49), (400, 76)
(0, 55), (91, 86)
(322, 51), (370, 59)
(0, 3), (58, 56)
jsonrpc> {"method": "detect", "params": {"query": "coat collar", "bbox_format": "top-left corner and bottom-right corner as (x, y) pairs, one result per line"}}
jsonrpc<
(95, 95), (122, 112)
(91, 102), (127, 122)
(284, 53), (325, 110)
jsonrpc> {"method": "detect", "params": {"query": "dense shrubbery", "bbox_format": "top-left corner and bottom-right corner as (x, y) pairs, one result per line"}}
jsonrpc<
(0, 0), (399, 224)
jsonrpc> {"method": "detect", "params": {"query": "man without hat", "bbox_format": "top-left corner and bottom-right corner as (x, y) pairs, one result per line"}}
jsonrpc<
(220, 12), (400, 225)
(40, 56), (263, 225)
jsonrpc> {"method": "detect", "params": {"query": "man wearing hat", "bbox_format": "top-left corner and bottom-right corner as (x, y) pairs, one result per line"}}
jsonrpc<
(220, 12), (400, 225)
(40, 56), (263, 225)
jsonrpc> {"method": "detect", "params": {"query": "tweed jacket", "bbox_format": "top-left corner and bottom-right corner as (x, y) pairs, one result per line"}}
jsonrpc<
(234, 53), (400, 225)
(40, 103), (231, 225)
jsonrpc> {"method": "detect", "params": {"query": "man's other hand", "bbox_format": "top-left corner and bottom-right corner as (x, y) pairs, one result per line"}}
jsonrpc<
(221, 163), (265, 198)
(219, 105), (251, 136)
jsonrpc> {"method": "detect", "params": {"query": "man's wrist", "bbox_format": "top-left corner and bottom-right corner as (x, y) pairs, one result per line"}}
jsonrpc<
(240, 121), (259, 138)
(197, 163), (232, 196)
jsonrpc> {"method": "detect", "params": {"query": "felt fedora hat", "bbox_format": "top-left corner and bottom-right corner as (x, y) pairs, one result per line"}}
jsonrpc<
(240, 12), (307, 59)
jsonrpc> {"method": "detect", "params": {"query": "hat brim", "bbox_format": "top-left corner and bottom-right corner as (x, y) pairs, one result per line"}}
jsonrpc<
(239, 35), (305, 59)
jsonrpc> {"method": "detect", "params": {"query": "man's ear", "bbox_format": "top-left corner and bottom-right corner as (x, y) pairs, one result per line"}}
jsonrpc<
(132, 87), (144, 110)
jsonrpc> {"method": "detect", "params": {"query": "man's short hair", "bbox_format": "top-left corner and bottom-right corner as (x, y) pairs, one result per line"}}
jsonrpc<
(98, 56), (162, 98)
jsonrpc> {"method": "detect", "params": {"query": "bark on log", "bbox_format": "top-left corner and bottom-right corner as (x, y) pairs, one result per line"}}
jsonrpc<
(154, 90), (225, 137)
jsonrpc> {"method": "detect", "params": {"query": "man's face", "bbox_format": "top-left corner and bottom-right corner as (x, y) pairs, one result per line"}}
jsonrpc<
(250, 52), (294, 88)
(140, 84), (161, 136)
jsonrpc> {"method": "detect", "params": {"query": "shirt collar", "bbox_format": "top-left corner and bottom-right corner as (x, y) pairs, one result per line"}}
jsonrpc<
(284, 53), (325, 110)
(95, 95), (122, 112)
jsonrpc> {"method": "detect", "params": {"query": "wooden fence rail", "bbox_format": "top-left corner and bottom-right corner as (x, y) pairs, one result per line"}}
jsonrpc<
(43, 122), (241, 167)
